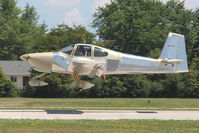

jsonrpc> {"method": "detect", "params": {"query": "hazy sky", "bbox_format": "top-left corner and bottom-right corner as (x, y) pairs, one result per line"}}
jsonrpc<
(17, 0), (199, 30)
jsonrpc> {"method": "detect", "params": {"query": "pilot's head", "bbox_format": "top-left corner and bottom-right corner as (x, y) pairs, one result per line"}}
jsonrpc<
(79, 46), (84, 51)
(79, 46), (84, 52)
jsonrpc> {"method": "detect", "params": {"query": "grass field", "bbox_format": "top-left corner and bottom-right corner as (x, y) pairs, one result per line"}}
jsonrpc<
(0, 119), (199, 133)
(0, 98), (199, 133)
(0, 98), (199, 110)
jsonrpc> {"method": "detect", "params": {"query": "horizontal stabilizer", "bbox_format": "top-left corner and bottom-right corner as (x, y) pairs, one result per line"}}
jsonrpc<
(158, 58), (182, 64)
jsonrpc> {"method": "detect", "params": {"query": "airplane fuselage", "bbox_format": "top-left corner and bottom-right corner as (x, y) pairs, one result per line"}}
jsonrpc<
(23, 50), (181, 76)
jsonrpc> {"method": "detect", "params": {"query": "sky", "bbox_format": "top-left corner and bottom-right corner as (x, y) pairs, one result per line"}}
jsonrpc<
(17, 0), (199, 31)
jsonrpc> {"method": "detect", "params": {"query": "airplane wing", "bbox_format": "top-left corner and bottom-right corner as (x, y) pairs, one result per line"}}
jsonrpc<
(70, 58), (106, 78)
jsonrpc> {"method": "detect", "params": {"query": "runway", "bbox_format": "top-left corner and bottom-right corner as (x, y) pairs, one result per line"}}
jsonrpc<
(0, 110), (199, 120)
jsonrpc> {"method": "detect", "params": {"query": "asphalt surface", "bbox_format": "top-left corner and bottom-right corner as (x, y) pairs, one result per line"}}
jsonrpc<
(0, 110), (199, 120)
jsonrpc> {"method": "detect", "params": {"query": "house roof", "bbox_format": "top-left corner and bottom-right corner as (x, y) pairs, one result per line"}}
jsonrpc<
(0, 61), (31, 75)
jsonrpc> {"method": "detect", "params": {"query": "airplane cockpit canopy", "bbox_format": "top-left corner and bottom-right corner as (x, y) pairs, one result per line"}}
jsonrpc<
(60, 44), (109, 57)
(60, 44), (75, 55)
(94, 47), (108, 57)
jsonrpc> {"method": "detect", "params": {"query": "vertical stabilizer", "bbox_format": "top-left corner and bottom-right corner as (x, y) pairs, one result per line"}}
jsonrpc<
(160, 33), (188, 72)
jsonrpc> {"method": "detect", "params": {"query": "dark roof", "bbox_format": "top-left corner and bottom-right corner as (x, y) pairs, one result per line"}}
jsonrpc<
(0, 61), (31, 75)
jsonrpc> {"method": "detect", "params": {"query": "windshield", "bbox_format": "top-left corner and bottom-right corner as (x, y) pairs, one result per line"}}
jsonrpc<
(60, 44), (75, 55)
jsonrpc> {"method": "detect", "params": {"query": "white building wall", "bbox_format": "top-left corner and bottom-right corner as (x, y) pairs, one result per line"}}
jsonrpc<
(6, 75), (24, 89)
(16, 76), (23, 89)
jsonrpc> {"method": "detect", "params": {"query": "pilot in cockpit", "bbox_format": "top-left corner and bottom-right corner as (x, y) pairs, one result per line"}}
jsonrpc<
(77, 46), (85, 56)
(75, 45), (91, 56)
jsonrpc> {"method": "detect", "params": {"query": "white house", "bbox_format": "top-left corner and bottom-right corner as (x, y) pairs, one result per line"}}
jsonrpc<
(0, 61), (31, 89)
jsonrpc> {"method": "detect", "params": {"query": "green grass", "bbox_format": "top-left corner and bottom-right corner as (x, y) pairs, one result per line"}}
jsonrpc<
(0, 119), (199, 133)
(0, 98), (199, 110)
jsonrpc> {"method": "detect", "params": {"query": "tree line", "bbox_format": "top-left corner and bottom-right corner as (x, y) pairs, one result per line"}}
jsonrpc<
(0, 0), (199, 98)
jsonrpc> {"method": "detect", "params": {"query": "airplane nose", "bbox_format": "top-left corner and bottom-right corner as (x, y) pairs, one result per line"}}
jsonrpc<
(20, 54), (30, 61)
(20, 52), (53, 71)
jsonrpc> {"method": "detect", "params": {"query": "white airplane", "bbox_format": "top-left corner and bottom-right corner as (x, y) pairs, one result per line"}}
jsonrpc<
(20, 33), (188, 89)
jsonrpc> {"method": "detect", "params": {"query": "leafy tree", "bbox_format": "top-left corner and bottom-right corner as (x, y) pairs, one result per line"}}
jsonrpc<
(0, 67), (19, 97)
(0, 0), (47, 60)
(93, 0), (168, 55)
(31, 24), (95, 53)
(182, 9), (199, 98)
(93, 0), (196, 56)
(32, 73), (73, 98)
(92, 0), (199, 98)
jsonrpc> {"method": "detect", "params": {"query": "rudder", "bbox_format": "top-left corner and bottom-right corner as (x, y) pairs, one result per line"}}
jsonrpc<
(160, 33), (188, 73)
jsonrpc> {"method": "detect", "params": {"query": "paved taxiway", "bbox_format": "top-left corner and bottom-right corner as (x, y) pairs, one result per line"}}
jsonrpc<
(0, 110), (199, 120)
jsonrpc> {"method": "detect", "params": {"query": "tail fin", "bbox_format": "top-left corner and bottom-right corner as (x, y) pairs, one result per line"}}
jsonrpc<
(160, 33), (188, 73)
